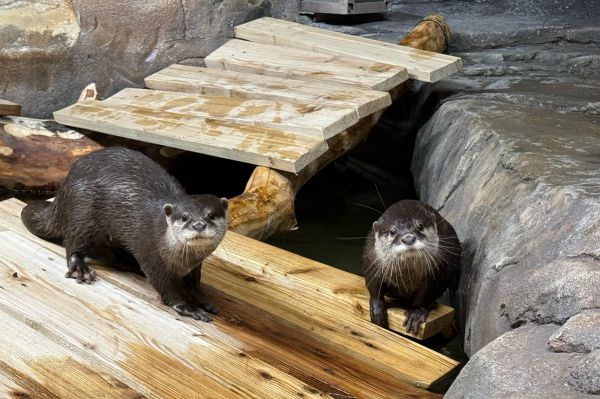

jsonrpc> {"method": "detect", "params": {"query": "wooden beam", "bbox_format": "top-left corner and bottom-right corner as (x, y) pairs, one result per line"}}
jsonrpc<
(204, 39), (409, 91)
(144, 64), (392, 120)
(53, 100), (328, 174)
(235, 17), (462, 83)
(0, 99), (21, 116)
(0, 198), (458, 391)
(104, 88), (358, 140)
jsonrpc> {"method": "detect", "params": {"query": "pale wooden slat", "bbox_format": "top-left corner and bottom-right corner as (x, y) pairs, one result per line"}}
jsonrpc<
(144, 64), (392, 119)
(235, 17), (462, 83)
(104, 87), (358, 140)
(212, 231), (455, 341)
(0, 99), (21, 116)
(204, 39), (409, 92)
(0, 199), (441, 399)
(0, 231), (333, 399)
(53, 100), (328, 174)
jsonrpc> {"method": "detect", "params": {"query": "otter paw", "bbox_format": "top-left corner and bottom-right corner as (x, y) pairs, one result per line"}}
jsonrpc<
(64, 263), (96, 285)
(172, 303), (214, 322)
(188, 293), (219, 315)
(200, 301), (219, 315)
(403, 307), (428, 334)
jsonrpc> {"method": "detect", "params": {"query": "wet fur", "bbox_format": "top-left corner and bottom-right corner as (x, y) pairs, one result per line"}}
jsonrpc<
(362, 200), (460, 333)
(21, 147), (227, 322)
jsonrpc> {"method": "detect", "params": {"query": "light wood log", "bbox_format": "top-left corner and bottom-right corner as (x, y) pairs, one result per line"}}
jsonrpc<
(54, 100), (328, 174)
(205, 39), (409, 91)
(105, 87), (358, 139)
(0, 198), (452, 395)
(0, 116), (103, 191)
(235, 17), (461, 83)
(144, 64), (392, 119)
(0, 99), (21, 116)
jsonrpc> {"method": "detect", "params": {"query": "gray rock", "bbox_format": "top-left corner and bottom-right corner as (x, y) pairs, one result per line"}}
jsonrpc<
(549, 310), (600, 353)
(0, 0), (271, 117)
(446, 324), (588, 399)
(412, 97), (600, 355)
(568, 350), (600, 394)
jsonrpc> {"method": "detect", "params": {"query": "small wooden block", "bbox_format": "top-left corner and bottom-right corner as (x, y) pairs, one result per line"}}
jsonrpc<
(104, 88), (359, 140)
(53, 100), (328, 174)
(235, 17), (462, 83)
(204, 39), (409, 92)
(0, 99), (21, 116)
(144, 64), (392, 119)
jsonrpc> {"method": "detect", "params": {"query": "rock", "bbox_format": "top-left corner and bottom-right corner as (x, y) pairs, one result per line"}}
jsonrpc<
(549, 310), (600, 353)
(568, 350), (600, 394)
(412, 97), (600, 356)
(446, 324), (589, 398)
(0, 0), (271, 117)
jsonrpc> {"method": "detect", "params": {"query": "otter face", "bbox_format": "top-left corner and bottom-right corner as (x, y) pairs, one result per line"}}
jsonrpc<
(163, 195), (228, 247)
(372, 217), (438, 258)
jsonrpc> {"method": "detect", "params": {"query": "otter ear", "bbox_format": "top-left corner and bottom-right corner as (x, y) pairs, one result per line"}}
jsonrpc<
(163, 203), (174, 217)
(220, 197), (228, 211)
(372, 221), (382, 232)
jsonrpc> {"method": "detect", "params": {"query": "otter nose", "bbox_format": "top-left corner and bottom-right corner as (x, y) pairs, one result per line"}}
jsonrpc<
(401, 234), (416, 245)
(192, 221), (206, 232)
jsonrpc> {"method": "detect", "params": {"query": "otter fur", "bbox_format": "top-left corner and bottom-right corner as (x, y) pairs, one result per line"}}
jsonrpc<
(21, 147), (228, 322)
(362, 200), (460, 333)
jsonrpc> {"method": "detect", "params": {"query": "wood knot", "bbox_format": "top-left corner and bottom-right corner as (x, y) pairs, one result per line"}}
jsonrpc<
(259, 371), (272, 380)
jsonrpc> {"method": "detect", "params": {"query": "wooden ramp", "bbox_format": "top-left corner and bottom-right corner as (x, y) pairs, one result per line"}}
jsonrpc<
(0, 199), (457, 398)
(54, 17), (461, 174)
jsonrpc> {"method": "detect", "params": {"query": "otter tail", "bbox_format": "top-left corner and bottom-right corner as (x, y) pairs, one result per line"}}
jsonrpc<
(21, 200), (62, 241)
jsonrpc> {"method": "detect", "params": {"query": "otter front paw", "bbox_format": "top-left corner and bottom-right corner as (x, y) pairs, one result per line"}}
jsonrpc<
(189, 292), (219, 315)
(404, 307), (428, 334)
(369, 298), (389, 329)
(172, 302), (214, 322)
(65, 255), (96, 285)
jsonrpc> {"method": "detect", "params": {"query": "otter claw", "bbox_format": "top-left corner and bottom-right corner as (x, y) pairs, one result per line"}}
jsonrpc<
(404, 307), (428, 334)
(172, 303), (214, 322)
(64, 265), (96, 284)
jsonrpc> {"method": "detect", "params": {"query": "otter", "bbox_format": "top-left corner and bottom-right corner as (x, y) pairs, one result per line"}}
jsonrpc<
(21, 147), (228, 322)
(362, 200), (460, 334)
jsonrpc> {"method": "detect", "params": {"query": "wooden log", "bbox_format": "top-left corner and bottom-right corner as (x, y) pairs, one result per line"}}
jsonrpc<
(0, 116), (103, 191)
(0, 99), (21, 116)
(235, 17), (461, 83)
(0, 198), (455, 394)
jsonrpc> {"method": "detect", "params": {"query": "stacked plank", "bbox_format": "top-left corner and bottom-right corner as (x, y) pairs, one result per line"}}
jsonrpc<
(54, 17), (461, 174)
(0, 199), (457, 398)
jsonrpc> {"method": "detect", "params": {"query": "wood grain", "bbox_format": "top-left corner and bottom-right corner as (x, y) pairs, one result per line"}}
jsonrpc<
(53, 100), (328, 174)
(204, 39), (409, 91)
(0, 99), (21, 116)
(235, 17), (462, 83)
(104, 88), (358, 140)
(144, 64), (392, 119)
(0, 198), (456, 394)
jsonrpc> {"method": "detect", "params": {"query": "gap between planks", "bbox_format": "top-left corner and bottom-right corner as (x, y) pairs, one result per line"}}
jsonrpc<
(235, 17), (462, 83)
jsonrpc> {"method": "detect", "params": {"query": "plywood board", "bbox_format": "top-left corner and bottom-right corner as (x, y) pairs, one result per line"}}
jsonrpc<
(54, 100), (328, 173)
(204, 39), (409, 91)
(0, 99), (21, 116)
(104, 88), (358, 140)
(144, 64), (392, 119)
(235, 17), (462, 83)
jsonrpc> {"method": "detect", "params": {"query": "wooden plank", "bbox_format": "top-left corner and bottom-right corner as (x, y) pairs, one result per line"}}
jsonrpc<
(144, 64), (392, 119)
(235, 17), (462, 83)
(0, 99), (21, 116)
(0, 199), (441, 399)
(204, 39), (409, 92)
(0, 231), (335, 399)
(53, 100), (329, 174)
(104, 88), (358, 140)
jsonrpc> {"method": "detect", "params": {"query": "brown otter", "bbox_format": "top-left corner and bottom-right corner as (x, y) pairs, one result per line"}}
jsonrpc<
(21, 147), (228, 322)
(362, 200), (460, 333)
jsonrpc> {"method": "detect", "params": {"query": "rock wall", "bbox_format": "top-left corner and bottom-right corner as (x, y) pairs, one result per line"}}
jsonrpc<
(0, 0), (278, 118)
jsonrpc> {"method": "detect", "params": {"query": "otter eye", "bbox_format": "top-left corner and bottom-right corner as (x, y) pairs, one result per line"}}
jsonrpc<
(207, 212), (215, 220)
(181, 213), (190, 222)
(417, 223), (425, 231)
(389, 228), (397, 236)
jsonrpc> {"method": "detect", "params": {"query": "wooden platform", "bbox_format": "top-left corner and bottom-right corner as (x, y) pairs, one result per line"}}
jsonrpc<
(0, 199), (457, 398)
(54, 17), (461, 174)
